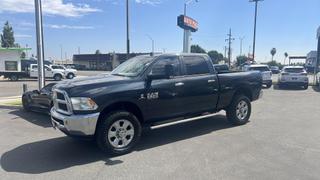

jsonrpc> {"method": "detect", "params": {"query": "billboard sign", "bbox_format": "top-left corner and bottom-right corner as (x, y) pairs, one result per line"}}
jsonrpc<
(177, 15), (198, 32)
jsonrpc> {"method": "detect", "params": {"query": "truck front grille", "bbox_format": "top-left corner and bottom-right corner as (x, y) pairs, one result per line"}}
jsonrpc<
(53, 90), (72, 115)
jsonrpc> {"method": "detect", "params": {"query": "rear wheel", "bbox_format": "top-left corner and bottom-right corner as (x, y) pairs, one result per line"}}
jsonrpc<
(266, 83), (272, 88)
(96, 111), (142, 156)
(22, 95), (30, 111)
(226, 95), (251, 125)
(54, 74), (62, 81)
(9, 75), (19, 81)
(303, 84), (308, 90)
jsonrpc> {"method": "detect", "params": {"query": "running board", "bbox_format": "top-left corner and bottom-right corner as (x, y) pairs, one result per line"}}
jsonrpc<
(150, 113), (218, 130)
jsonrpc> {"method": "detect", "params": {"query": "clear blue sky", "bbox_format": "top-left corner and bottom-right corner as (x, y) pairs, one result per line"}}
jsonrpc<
(0, 0), (319, 63)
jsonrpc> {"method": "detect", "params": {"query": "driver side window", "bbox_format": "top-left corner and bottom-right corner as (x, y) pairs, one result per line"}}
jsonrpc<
(150, 57), (180, 76)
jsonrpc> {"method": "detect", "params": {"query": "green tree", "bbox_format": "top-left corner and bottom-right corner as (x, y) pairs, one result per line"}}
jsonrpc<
(190, 45), (206, 53)
(284, 52), (288, 65)
(95, 49), (101, 54)
(208, 50), (223, 64)
(236, 56), (249, 66)
(1, 21), (15, 48)
(270, 48), (277, 61)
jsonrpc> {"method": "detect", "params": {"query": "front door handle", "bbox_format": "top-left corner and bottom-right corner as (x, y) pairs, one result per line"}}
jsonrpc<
(175, 82), (184, 87)
(208, 79), (216, 83)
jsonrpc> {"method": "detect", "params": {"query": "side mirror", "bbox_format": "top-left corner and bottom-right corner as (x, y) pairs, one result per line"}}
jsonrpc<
(147, 64), (175, 81)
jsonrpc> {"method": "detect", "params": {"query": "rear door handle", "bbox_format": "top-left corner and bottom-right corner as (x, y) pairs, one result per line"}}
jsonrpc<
(208, 79), (216, 83)
(175, 82), (184, 87)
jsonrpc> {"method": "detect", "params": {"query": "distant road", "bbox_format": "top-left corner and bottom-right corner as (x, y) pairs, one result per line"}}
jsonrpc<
(0, 71), (107, 97)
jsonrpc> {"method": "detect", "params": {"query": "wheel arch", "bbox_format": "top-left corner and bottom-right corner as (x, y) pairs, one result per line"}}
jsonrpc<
(95, 101), (144, 134)
(233, 86), (253, 101)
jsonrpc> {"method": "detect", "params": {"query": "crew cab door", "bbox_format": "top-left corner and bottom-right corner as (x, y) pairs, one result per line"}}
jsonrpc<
(142, 56), (185, 121)
(178, 55), (219, 113)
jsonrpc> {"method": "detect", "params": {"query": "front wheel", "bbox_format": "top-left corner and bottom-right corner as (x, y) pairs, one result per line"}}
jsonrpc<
(67, 73), (74, 79)
(53, 74), (62, 81)
(96, 111), (142, 156)
(9, 75), (19, 81)
(226, 95), (251, 125)
(303, 84), (308, 90)
(22, 95), (30, 111)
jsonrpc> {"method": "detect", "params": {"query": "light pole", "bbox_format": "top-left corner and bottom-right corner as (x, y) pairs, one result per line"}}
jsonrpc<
(250, 0), (263, 61)
(239, 36), (245, 56)
(126, 0), (130, 59)
(34, 0), (45, 89)
(183, 0), (199, 53)
(146, 35), (155, 55)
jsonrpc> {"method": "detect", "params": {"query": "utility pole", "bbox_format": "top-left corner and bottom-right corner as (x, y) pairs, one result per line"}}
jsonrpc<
(239, 36), (245, 56)
(226, 28), (235, 66)
(34, 0), (45, 89)
(250, 0), (263, 61)
(316, 27), (320, 74)
(126, 0), (130, 59)
(224, 46), (227, 59)
(78, 46), (80, 54)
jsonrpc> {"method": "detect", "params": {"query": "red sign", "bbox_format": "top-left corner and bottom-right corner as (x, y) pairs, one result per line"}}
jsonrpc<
(177, 15), (198, 32)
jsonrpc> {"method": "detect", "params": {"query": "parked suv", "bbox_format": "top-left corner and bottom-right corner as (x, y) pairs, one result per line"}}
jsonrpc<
(51, 54), (263, 155)
(244, 64), (272, 88)
(278, 66), (309, 89)
(50, 65), (77, 79)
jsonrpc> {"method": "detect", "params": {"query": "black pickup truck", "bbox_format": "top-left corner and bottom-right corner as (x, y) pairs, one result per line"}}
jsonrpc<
(51, 54), (262, 155)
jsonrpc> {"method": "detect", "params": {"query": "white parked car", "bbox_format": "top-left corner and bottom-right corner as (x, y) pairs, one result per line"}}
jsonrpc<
(244, 64), (272, 88)
(278, 66), (309, 89)
(50, 65), (77, 79)
(30, 64), (65, 81)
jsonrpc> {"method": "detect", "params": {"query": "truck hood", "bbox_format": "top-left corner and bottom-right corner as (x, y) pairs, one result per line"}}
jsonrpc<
(54, 74), (134, 96)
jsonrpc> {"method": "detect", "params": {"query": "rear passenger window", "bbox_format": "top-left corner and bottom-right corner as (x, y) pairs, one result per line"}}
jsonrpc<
(182, 56), (210, 75)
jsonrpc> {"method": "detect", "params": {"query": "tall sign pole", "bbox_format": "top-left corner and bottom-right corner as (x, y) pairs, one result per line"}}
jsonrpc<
(317, 27), (320, 73)
(182, 0), (198, 53)
(34, 0), (45, 89)
(126, 0), (130, 59)
(250, 0), (263, 61)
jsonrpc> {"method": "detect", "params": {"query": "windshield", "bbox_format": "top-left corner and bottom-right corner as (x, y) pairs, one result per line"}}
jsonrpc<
(249, 66), (270, 72)
(284, 68), (304, 73)
(111, 56), (155, 77)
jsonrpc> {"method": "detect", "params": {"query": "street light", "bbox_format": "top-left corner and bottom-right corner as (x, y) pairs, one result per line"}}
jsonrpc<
(239, 36), (245, 56)
(249, 0), (263, 61)
(146, 35), (155, 55)
(183, 0), (199, 53)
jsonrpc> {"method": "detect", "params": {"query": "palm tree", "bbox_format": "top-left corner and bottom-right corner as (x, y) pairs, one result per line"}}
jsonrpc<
(284, 52), (288, 65)
(270, 48), (277, 61)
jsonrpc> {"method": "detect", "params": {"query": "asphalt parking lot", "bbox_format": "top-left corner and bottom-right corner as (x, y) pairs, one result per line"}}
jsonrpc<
(0, 86), (320, 180)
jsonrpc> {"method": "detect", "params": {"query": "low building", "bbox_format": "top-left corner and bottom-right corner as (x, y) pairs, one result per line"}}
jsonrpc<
(306, 51), (317, 72)
(73, 53), (149, 71)
(0, 48), (31, 72)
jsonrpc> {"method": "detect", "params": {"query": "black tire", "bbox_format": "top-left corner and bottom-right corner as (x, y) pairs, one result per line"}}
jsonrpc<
(266, 83), (272, 88)
(96, 111), (142, 156)
(10, 75), (19, 81)
(22, 95), (30, 111)
(67, 73), (74, 79)
(226, 95), (251, 126)
(303, 84), (308, 90)
(54, 74), (62, 81)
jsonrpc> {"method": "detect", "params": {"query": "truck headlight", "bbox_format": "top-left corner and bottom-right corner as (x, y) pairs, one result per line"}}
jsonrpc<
(71, 97), (98, 111)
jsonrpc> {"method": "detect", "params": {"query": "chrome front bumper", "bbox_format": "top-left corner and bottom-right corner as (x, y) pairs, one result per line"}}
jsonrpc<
(51, 108), (100, 136)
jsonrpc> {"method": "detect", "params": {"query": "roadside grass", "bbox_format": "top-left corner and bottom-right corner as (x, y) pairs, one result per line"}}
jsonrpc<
(0, 99), (22, 106)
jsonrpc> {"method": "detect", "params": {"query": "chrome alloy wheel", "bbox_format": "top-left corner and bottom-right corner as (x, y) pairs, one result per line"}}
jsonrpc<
(108, 119), (135, 148)
(236, 100), (249, 120)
